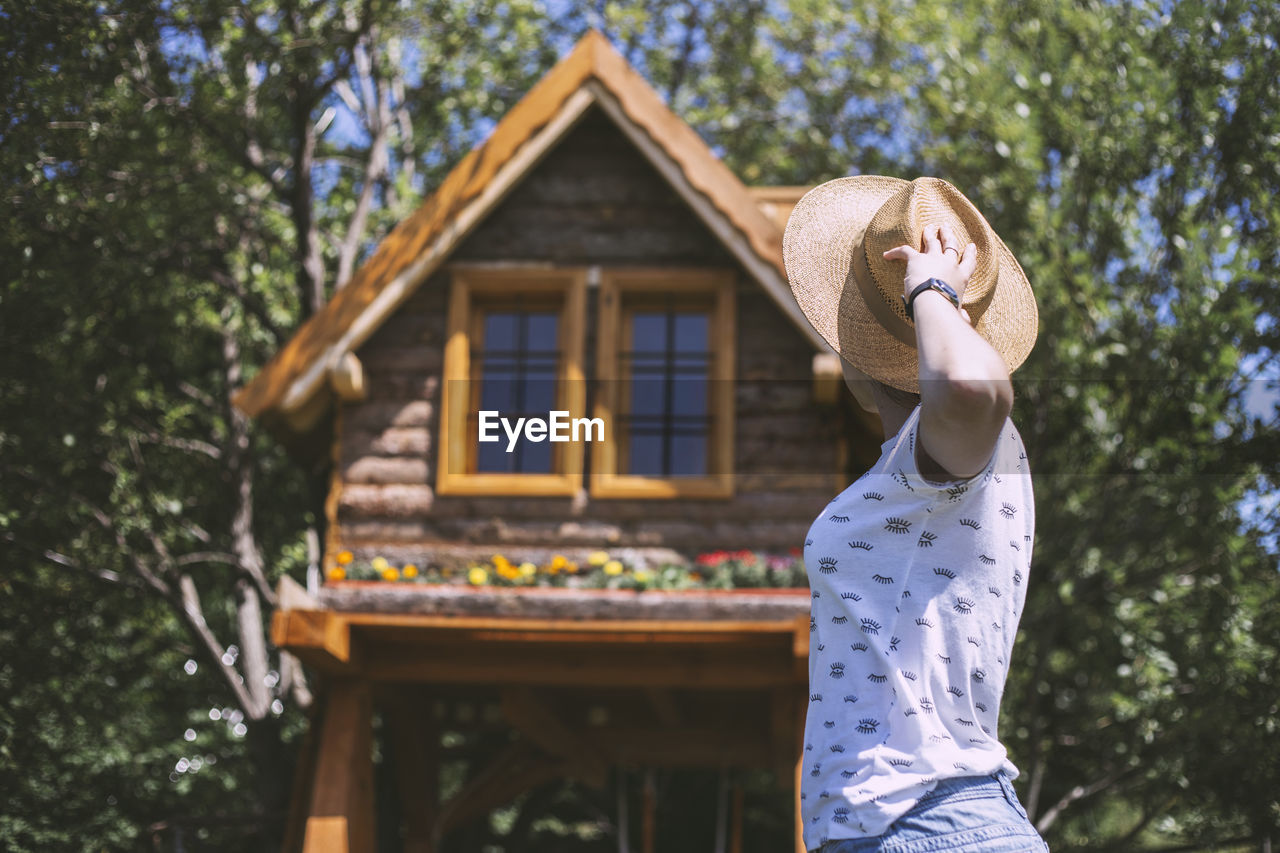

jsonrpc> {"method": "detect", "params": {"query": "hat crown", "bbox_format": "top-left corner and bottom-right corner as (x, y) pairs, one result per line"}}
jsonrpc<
(863, 177), (1000, 323)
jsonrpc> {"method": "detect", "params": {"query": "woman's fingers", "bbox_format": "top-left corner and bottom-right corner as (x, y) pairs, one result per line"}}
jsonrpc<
(882, 245), (916, 262)
(922, 224), (942, 254)
(958, 242), (978, 279)
(939, 224), (960, 257)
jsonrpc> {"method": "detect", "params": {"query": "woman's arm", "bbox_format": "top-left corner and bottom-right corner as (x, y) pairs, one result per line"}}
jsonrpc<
(884, 223), (1014, 481)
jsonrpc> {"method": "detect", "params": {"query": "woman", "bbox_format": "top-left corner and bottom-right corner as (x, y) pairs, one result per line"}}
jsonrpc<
(783, 176), (1048, 852)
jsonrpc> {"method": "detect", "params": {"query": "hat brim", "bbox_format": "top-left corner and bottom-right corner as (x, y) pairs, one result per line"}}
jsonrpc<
(783, 176), (1038, 394)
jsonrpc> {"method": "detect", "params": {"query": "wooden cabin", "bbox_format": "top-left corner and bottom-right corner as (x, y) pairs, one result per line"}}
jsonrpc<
(236, 29), (882, 853)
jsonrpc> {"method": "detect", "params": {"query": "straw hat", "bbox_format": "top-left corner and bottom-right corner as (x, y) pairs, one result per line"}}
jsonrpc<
(783, 176), (1038, 394)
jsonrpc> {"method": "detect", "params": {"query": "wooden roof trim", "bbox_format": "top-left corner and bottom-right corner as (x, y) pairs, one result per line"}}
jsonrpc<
(587, 80), (823, 352)
(233, 30), (825, 421)
(587, 37), (790, 277)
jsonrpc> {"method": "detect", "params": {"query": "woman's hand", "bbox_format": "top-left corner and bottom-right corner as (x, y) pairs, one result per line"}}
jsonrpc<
(883, 223), (976, 324)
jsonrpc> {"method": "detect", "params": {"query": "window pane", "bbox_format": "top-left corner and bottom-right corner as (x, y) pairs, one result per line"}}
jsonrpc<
(473, 305), (562, 475)
(670, 377), (707, 418)
(526, 313), (559, 352)
(631, 313), (667, 352)
(477, 438), (514, 473)
(523, 373), (557, 414)
(619, 304), (716, 477)
(480, 370), (516, 411)
(628, 433), (664, 475)
(673, 313), (708, 352)
(670, 433), (708, 476)
(630, 377), (666, 417)
(519, 437), (553, 473)
(484, 312), (519, 345)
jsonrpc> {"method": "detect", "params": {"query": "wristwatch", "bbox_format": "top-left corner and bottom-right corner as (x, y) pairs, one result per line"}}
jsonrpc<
(902, 278), (961, 320)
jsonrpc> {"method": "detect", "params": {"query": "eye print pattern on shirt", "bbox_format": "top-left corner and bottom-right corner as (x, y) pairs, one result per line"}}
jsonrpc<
(802, 419), (1033, 848)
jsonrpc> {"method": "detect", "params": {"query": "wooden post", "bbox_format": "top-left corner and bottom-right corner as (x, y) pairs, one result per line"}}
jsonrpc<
(641, 769), (656, 853)
(302, 678), (376, 853)
(383, 687), (438, 853)
(730, 777), (744, 853)
(794, 685), (806, 853)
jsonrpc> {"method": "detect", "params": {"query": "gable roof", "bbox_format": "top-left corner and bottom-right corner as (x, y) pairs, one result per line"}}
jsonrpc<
(233, 29), (823, 425)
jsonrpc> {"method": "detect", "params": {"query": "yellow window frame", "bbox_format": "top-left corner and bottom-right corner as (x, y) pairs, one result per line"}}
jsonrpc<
(591, 268), (736, 499)
(437, 266), (587, 497)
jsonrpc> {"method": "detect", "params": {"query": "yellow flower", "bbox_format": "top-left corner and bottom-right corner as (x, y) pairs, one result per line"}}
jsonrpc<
(566, 561), (579, 573)
(546, 562), (561, 575)
(492, 554), (511, 569)
(335, 550), (354, 565)
(634, 569), (653, 584)
(519, 562), (537, 578)
(326, 566), (346, 581)
(551, 554), (568, 570)
(468, 567), (488, 585)
(588, 550), (610, 566)
(603, 560), (624, 576)
(402, 564), (418, 579)
(381, 567), (399, 582)
(500, 564), (521, 580)
(371, 556), (389, 572)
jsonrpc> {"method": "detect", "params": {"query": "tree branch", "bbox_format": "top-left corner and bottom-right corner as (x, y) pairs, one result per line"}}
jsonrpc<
(1035, 766), (1130, 833)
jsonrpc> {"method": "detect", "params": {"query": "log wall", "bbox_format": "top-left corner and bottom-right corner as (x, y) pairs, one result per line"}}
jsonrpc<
(339, 107), (869, 568)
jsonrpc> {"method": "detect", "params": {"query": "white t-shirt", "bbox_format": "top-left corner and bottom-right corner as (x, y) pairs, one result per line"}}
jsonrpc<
(800, 403), (1035, 851)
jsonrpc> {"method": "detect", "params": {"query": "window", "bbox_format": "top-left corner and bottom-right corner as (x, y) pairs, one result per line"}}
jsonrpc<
(437, 267), (586, 496)
(591, 269), (735, 498)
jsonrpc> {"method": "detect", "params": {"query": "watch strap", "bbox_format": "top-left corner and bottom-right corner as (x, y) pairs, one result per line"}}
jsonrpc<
(901, 278), (961, 320)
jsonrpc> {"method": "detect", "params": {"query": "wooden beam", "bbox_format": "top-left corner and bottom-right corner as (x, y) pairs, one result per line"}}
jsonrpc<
(771, 687), (798, 787)
(644, 688), (682, 728)
(329, 352), (366, 402)
(271, 609), (355, 672)
(794, 686), (806, 853)
(382, 688), (439, 853)
(303, 679), (375, 853)
(642, 769), (656, 853)
(731, 780), (744, 853)
(280, 694), (323, 853)
(584, 726), (770, 768)
(812, 352), (844, 406)
(435, 740), (573, 838)
(500, 687), (608, 788)
(364, 642), (796, 689)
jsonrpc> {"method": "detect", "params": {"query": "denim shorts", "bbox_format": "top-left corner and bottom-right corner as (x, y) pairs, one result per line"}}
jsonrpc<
(815, 772), (1049, 853)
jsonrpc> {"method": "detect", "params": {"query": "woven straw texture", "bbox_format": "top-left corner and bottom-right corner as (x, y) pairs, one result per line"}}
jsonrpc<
(783, 175), (1038, 393)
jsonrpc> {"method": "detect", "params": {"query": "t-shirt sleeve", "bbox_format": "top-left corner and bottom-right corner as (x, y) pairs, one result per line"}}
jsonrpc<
(891, 403), (1016, 497)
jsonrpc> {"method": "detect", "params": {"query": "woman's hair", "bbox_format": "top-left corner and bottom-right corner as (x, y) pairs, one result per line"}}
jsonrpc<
(875, 380), (922, 409)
